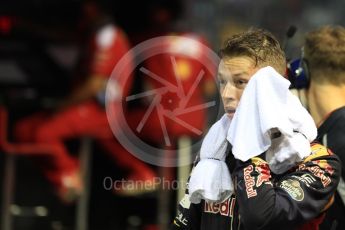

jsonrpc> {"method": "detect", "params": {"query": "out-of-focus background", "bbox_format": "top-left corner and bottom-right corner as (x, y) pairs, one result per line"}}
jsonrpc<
(0, 0), (344, 229)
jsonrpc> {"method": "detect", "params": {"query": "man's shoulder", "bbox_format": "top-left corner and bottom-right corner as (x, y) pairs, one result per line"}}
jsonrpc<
(301, 142), (340, 168)
(302, 143), (333, 161)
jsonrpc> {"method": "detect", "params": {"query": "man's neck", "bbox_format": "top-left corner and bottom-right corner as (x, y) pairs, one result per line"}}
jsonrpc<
(308, 81), (345, 126)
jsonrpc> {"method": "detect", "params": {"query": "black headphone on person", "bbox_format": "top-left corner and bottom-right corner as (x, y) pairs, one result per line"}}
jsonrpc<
(287, 49), (310, 89)
(284, 26), (310, 89)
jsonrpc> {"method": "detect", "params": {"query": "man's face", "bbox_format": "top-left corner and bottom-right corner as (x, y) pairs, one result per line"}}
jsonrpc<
(217, 56), (259, 118)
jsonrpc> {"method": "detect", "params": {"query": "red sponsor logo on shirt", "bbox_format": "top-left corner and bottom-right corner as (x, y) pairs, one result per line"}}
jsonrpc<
(255, 163), (272, 187)
(204, 197), (236, 217)
(244, 165), (257, 198)
(299, 163), (332, 187)
(312, 160), (334, 175)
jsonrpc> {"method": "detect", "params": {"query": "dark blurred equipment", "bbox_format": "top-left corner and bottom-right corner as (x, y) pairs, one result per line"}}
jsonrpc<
(282, 25), (297, 51)
(0, 2), (81, 229)
(0, 0), (80, 101)
(0, 106), (93, 230)
(283, 25), (310, 89)
(0, 41), (70, 93)
(0, 18), (73, 109)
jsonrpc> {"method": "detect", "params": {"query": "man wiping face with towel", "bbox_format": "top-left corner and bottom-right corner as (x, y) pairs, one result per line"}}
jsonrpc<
(172, 28), (341, 230)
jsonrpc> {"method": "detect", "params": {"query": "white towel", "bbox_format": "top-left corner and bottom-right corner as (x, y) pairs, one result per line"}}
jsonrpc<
(188, 66), (317, 204)
(188, 114), (233, 204)
(227, 66), (317, 173)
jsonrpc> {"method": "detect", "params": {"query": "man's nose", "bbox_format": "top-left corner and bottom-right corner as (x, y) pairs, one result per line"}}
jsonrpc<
(222, 82), (237, 100)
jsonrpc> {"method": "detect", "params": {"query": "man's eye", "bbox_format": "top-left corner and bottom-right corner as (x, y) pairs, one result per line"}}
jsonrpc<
(235, 79), (248, 88)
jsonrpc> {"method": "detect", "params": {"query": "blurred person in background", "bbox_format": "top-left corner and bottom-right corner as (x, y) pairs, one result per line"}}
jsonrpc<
(14, 0), (156, 202)
(127, 0), (217, 145)
(303, 25), (345, 230)
(119, 3), (218, 228)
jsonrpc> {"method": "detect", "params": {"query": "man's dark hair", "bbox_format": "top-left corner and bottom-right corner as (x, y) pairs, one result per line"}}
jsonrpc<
(219, 28), (286, 76)
(304, 25), (345, 84)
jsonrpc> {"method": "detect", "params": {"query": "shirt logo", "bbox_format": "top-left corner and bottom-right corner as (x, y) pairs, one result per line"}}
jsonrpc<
(280, 179), (304, 201)
(204, 197), (236, 217)
(244, 165), (257, 198)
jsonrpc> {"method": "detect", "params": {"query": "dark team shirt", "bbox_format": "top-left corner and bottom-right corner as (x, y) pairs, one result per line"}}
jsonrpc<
(317, 106), (345, 230)
(172, 143), (341, 230)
